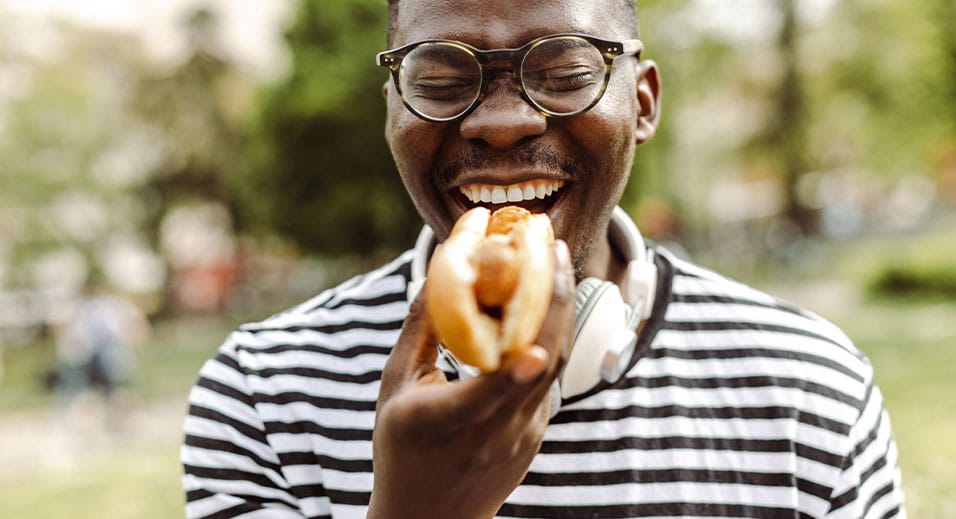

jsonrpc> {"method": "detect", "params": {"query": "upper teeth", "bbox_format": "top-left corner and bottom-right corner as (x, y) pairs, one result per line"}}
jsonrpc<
(459, 179), (565, 204)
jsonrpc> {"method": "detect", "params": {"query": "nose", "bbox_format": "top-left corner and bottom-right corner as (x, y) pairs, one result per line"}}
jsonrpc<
(458, 80), (547, 150)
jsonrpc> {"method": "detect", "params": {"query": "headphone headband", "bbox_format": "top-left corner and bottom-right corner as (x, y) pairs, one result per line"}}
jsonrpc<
(609, 206), (647, 265)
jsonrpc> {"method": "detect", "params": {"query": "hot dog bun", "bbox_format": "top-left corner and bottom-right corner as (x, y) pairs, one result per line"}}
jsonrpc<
(426, 206), (554, 371)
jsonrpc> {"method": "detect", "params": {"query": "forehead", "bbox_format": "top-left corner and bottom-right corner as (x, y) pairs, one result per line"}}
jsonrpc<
(393, 0), (627, 48)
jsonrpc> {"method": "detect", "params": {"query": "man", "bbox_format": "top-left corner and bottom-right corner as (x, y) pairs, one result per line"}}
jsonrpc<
(182, 1), (905, 517)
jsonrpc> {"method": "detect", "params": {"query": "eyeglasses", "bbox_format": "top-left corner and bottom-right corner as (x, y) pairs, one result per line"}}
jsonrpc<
(376, 33), (643, 123)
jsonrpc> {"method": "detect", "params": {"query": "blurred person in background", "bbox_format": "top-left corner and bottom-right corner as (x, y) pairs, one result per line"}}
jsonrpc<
(181, 1), (906, 517)
(51, 280), (150, 431)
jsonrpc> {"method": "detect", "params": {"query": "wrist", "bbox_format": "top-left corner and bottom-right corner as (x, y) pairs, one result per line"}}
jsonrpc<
(367, 496), (496, 519)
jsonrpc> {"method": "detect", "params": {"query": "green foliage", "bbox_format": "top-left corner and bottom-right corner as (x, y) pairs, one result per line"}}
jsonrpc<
(623, 0), (956, 249)
(236, 0), (419, 258)
(0, 29), (157, 290)
(806, 0), (955, 178)
(620, 0), (687, 216)
(2, 57), (121, 205)
(865, 230), (956, 299)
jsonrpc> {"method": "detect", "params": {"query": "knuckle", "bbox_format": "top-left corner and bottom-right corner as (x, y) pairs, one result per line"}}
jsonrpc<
(552, 268), (575, 304)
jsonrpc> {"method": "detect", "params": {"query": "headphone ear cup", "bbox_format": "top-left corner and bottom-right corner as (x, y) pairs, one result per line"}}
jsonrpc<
(561, 278), (632, 399)
(550, 277), (608, 417)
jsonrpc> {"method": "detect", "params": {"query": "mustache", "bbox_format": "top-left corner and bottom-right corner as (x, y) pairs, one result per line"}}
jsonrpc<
(435, 143), (588, 185)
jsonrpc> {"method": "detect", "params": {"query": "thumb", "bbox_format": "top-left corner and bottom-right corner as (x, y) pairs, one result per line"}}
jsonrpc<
(379, 282), (441, 403)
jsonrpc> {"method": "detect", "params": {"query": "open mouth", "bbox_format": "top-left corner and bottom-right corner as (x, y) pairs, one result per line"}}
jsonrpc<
(456, 179), (566, 214)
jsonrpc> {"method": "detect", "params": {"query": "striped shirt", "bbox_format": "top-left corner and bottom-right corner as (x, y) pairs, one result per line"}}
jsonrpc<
(182, 246), (905, 518)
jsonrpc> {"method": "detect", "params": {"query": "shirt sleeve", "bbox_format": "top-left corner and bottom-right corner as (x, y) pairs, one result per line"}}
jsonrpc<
(181, 336), (306, 518)
(826, 379), (907, 518)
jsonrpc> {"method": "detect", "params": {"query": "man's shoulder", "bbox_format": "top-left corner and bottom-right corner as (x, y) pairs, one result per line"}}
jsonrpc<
(657, 247), (872, 384)
(228, 250), (414, 352)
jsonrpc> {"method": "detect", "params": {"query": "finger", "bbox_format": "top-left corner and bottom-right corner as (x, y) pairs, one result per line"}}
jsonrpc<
(404, 340), (555, 434)
(533, 239), (575, 374)
(498, 241), (575, 417)
(379, 284), (440, 403)
(495, 349), (559, 421)
(503, 345), (550, 385)
(398, 367), (531, 432)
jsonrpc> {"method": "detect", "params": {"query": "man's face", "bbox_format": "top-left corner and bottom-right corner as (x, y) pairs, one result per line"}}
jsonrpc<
(386, 0), (648, 273)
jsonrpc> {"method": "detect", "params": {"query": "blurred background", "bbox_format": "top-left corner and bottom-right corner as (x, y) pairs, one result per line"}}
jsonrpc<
(0, 0), (953, 517)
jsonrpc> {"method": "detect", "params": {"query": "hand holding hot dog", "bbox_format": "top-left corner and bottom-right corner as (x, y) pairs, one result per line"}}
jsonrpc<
(368, 216), (574, 519)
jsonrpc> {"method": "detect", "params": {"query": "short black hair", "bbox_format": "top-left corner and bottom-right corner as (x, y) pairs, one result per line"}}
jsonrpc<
(386, 0), (639, 47)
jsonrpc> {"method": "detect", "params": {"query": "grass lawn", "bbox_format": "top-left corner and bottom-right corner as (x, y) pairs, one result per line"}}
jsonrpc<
(758, 224), (956, 517)
(0, 315), (238, 519)
(2, 436), (185, 519)
(0, 315), (236, 413)
(755, 276), (956, 516)
(832, 298), (956, 517)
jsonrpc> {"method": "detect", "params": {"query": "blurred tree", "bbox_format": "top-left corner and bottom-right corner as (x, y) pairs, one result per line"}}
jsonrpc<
(620, 0), (687, 243)
(944, 0), (956, 125)
(121, 7), (255, 315)
(131, 7), (247, 241)
(0, 8), (258, 316)
(0, 25), (157, 293)
(770, 0), (813, 235)
(805, 0), (955, 178)
(629, 0), (955, 253)
(236, 0), (419, 259)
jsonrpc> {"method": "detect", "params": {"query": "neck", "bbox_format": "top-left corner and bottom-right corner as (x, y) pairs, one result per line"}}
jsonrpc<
(580, 231), (629, 286)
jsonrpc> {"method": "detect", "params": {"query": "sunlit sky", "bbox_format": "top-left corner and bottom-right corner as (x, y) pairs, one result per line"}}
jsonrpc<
(0, 0), (292, 78)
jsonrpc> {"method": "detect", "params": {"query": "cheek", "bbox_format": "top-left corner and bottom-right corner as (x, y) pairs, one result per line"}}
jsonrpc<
(593, 69), (640, 142)
(593, 95), (638, 152)
(385, 97), (456, 236)
(587, 94), (638, 192)
(387, 104), (433, 181)
(574, 111), (635, 194)
(386, 97), (414, 164)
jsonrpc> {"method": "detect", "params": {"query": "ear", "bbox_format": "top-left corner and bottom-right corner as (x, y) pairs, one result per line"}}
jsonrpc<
(633, 60), (662, 144)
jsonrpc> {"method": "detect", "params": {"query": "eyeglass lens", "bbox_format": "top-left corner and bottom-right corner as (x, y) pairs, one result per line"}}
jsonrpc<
(397, 37), (607, 120)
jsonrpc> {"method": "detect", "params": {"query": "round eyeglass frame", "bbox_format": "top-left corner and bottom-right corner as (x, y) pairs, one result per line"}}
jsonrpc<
(376, 33), (643, 123)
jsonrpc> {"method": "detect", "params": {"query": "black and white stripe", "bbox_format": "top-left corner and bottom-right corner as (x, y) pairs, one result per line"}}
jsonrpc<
(182, 247), (905, 518)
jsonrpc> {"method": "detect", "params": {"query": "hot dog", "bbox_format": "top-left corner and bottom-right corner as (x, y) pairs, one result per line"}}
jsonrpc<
(426, 206), (554, 371)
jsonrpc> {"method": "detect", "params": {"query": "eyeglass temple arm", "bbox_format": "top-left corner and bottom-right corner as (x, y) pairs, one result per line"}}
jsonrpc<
(621, 39), (643, 56)
(375, 51), (397, 68)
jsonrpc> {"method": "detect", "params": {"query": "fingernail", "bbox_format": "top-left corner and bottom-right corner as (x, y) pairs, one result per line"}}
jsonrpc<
(555, 239), (571, 267)
(510, 346), (548, 384)
(554, 240), (574, 298)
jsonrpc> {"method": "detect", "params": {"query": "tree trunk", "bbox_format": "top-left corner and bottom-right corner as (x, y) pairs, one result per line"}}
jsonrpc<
(776, 0), (817, 235)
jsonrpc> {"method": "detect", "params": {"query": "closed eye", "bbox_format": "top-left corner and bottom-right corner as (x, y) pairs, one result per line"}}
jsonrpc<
(407, 76), (478, 100)
(524, 65), (599, 93)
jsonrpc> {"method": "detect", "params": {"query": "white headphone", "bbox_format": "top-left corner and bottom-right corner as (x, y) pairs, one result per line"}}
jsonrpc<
(408, 206), (657, 404)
